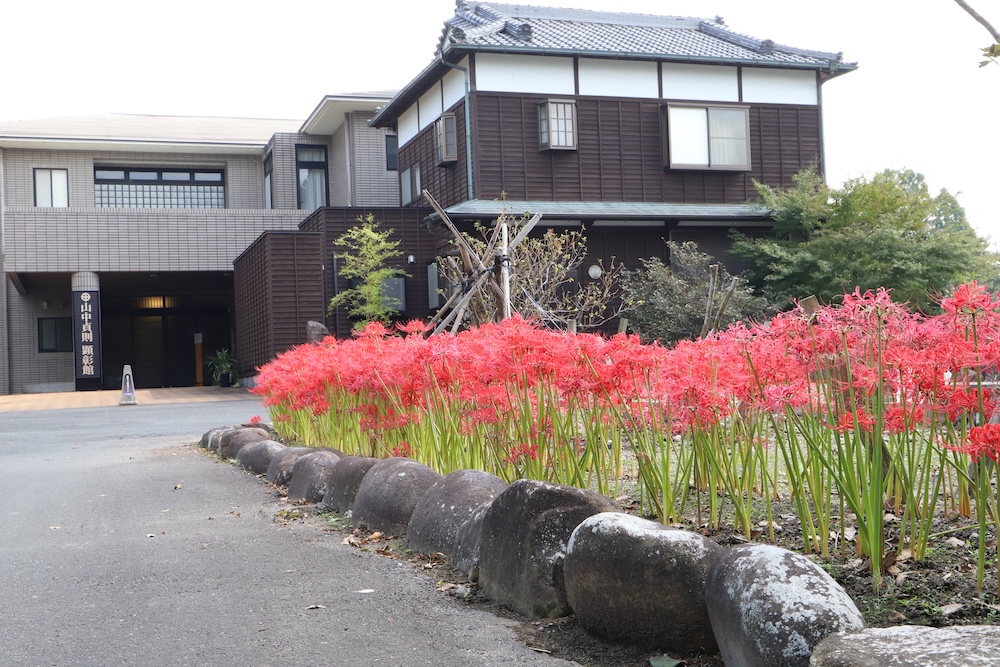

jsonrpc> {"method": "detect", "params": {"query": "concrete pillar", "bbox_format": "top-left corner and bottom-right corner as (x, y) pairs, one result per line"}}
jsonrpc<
(71, 271), (102, 391)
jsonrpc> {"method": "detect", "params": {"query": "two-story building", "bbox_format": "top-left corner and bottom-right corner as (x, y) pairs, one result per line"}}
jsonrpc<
(0, 94), (418, 394)
(370, 1), (855, 274)
(0, 3), (855, 395)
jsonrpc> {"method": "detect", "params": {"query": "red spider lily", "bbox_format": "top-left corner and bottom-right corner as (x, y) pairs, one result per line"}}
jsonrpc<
(940, 282), (999, 321)
(882, 405), (924, 434)
(942, 388), (994, 422)
(945, 424), (1000, 463)
(831, 408), (876, 433)
(248, 415), (262, 425)
(507, 442), (540, 463)
(392, 441), (412, 458)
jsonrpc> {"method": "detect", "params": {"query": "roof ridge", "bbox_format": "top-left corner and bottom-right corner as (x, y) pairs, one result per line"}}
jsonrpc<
(699, 21), (845, 62)
(483, 2), (706, 28)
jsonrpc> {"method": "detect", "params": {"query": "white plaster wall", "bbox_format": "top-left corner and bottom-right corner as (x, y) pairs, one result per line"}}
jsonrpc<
(662, 63), (739, 102)
(418, 85), (443, 131)
(741, 68), (818, 105)
(578, 59), (659, 98)
(398, 105), (420, 148)
(442, 64), (467, 111)
(474, 53), (575, 95)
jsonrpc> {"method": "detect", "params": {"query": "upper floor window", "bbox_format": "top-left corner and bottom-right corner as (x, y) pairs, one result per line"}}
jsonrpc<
(263, 153), (273, 209)
(436, 113), (458, 165)
(385, 135), (399, 172)
(401, 164), (421, 206)
(296, 145), (328, 210)
(538, 100), (576, 150)
(94, 167), (225, 208)
(665, 105), (750, 171)
(35, 168), (68, 207)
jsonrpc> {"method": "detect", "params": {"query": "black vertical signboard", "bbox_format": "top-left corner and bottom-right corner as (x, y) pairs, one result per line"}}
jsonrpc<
(73, 290), (103, 391)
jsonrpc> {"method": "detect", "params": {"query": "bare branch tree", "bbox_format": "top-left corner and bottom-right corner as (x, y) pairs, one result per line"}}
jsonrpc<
(952, 0), (1000, 65)
(954, 0), (1000, 43)
(437, 208), (624, 331)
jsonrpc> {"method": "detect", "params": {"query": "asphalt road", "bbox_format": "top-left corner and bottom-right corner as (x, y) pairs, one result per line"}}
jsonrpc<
(0, 397), (575, 667)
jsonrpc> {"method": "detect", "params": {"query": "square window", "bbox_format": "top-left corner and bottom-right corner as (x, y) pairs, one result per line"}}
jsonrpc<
(34, 168), (68, 207)
(664, 105), (750, 171)
(538, 100), (577, 150)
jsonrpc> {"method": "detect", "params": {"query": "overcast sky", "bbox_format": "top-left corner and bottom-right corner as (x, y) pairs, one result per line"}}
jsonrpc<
(4, 0), (998, 245)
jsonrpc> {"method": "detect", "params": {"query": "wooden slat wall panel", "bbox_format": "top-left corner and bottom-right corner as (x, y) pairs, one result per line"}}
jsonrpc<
(398, 100), (470, 209)
(269, 233), (325, 358)
(234, 234), (270, 374)
(234, 231), (324, 374)
(462, 93), (822, 205)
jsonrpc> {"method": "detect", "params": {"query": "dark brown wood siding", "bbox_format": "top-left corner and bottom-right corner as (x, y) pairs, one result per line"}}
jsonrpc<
(303, 207), (438, 338)
(448, 93), (821, 206)
(234, 231), (325, 374)
(397, 101), (469, 209)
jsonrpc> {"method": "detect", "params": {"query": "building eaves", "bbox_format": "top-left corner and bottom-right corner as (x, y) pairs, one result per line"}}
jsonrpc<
(440, 199), (770, 221)
(0, 114), (303, 153)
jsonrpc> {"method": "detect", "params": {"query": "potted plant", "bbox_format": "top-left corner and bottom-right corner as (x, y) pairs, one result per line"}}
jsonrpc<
(207, 348), (238, 387)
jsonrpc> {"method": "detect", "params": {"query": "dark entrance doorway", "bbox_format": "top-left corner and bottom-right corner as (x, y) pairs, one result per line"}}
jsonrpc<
(98, 272), (234, 389)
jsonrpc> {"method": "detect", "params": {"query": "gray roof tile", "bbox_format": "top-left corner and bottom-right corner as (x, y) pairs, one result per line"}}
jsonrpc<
(442, 2), (850, 67)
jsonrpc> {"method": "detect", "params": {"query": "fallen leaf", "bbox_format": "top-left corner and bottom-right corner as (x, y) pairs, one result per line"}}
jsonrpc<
(945, 537), (966, 548)
(173, 484), (182, 490)
(897, 548), (912, 562)
(49, 526), (61, 530)
(306, 604), (326, 610)
(147, 534), (155, 538)
(649, 657), (684, 667)
(940, 603), (963, 616)
(528, 647), (552, 655)
(437, 583), (457, 592)
(356, 589), (374, 594)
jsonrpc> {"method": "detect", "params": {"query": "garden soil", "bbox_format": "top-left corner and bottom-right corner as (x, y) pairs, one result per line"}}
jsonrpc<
(273, 482), (1000, 667)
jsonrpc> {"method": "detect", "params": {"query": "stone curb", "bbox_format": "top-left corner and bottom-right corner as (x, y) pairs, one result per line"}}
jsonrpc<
(200, 426), (997, 666)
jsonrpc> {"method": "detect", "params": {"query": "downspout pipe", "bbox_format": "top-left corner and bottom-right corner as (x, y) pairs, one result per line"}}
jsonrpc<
(439, 56), (475, 201)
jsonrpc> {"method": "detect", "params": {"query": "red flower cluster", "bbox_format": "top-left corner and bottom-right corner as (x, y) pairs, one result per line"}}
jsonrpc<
(946, 424), (1000, 463)
(251, 284), (1000, 466)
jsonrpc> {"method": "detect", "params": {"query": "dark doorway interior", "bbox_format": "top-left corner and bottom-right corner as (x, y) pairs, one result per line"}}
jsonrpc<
(99, 272), (234, 389)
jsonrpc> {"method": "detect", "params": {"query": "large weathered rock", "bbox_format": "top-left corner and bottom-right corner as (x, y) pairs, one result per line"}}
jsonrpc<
(236, 439), (287, 475)
(452, 499), (494, 582)
(305, 320), (329, 343)
(287, 450), (342, 503)
(320, 456), (380, 514)
(218, 427), (270, 458)
(564, 512), (723, 653)
(352, 458), (442, 535)
(405, 469), (508, 557)
(198, 427), (230, 450)
(706, 543), (865, 667)
(265, 447), (316, 486)
(477, 479), (620, 619)
(810, 625), (1000, 666)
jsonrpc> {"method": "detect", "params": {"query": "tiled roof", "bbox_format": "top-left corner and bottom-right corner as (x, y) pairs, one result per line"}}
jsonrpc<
(441, 2), (852, 68)
(372, 2), (855, 127)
